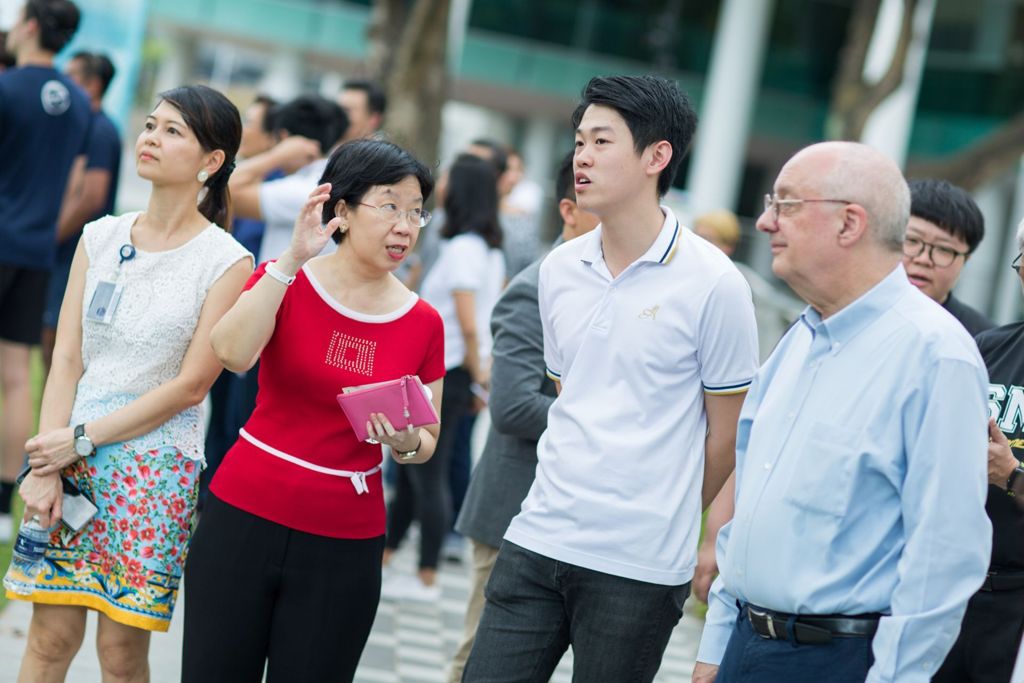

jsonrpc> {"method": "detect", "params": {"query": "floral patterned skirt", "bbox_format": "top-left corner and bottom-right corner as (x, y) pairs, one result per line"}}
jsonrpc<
(7, 443), (200, 632)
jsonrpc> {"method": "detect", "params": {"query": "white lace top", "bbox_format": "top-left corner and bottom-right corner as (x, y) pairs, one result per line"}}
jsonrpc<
(71, 212), (252, 462)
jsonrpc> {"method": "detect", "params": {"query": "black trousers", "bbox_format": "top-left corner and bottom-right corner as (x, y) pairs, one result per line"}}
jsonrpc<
(182, 494), (385, 682)
(933, 586), (1024, 683)
(385, 366), (473, 568)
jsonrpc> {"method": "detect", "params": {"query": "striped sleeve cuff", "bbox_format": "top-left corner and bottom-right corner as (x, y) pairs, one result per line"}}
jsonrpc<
(703, 380), (751, 396)
(546, 367), (562, 382)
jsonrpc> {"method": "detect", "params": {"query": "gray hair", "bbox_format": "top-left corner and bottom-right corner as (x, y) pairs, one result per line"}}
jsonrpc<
(810, 142), (910, 252)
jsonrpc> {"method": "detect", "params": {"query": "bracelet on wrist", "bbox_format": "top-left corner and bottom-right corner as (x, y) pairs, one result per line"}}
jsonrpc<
(396, 438), (422, 461)
(264, 262), (296, 286)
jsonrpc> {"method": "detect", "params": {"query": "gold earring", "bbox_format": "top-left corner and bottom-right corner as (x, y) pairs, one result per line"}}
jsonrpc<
(197, 169), (209, 183)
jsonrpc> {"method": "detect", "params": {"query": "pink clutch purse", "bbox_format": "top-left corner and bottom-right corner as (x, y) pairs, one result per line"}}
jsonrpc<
(336, 374), (439, 443)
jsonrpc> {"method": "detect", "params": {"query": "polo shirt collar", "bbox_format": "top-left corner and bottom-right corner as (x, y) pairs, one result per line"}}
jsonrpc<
(579, 206), (682, 268)
(799, 264), (911, 348)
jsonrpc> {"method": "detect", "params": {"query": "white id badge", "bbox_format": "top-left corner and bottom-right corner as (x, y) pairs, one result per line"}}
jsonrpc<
(59, 491), (98, 545)
(85, 280), (123, 324)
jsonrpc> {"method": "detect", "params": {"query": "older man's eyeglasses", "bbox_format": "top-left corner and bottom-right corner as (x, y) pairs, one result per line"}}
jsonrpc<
(902, 236), (968, 269)
(1012, 253), (1021, 273)
(359, 202), (431, 228)
(763, 194), (852, 222)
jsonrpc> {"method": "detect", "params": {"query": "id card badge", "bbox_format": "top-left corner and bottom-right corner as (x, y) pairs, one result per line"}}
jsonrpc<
(85, 280), (124, 324)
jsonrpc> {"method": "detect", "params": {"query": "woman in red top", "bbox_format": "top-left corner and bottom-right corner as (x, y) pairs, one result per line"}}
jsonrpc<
(181, 140), (444, 682)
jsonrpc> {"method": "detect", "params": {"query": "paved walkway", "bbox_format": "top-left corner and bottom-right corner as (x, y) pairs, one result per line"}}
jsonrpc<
(0, 538), (702, 681)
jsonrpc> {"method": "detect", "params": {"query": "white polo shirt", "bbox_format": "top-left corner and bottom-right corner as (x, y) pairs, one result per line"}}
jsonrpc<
(257, 158), (332, 264)
(504, 207), (759, 585)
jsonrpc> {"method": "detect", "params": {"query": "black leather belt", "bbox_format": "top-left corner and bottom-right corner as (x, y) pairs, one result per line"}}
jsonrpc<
(980, 571), (1024, 592)
(745, 604), (880, 645)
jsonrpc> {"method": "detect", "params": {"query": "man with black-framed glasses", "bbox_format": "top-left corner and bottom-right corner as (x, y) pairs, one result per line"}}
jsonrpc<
(902, 179), (993, 336)
(935, 220), (1024, 683)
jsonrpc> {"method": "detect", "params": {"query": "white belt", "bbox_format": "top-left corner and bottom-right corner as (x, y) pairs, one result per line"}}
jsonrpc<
(239, 428), (381, 495)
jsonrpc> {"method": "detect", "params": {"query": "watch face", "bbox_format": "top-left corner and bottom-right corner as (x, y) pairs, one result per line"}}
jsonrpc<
(74, 437), (92, 457)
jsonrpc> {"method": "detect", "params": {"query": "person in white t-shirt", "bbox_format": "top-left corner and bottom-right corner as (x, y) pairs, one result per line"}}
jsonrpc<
(383, 153), (506, 601)
(463, 75), (759, 683)
(227, 94), (348, 265)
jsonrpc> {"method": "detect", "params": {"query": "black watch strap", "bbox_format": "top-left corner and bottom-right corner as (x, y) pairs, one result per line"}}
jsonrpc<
(1007, 464), (1024, 496)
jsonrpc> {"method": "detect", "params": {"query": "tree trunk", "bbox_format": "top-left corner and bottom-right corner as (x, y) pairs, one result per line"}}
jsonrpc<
(365, 0), (407, 82)
(826, 0), (917, 140)
(368, 0), (451, 170)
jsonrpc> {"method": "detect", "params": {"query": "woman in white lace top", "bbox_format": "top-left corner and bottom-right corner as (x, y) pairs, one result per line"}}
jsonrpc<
(12, 85), (253, 680)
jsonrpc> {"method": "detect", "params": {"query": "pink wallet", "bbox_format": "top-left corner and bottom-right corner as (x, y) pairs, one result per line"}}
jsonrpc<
(336, 374), (439, 443)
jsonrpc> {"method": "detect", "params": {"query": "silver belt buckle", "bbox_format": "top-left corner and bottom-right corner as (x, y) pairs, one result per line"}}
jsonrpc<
(750, 607), (778, 639)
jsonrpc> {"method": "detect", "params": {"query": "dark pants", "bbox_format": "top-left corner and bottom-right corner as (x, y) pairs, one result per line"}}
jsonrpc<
(386, 366), (472, 569)
(716, 605), (874, 683)
(933, 587), (1024, 683)
(182, 494), (384, 682)
(449, 411), (476, 526)
(463, 542), (690, 682)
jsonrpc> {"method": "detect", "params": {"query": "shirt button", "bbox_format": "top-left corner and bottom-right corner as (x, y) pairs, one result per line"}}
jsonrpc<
(764, 462), (771, 470)
(787, 412), (795, 420)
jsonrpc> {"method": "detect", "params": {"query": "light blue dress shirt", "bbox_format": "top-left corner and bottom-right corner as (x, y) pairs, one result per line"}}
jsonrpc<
(698, 265), (992, 683)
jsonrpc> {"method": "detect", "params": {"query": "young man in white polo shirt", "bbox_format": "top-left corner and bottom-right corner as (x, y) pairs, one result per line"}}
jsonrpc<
(463, 75), (759, 682)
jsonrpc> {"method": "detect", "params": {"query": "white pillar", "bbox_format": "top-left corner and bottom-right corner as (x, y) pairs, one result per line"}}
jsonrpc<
(319, 71), (344, 101)
(859, 0), (936, 166)
(447, 0), (473, 74)
(958, 172), (1016, 315)
(258, 50), (304, 101)
(521, 118), (560, 186)
(686, 0), (775, 215)
(992, 157), (1024, 324)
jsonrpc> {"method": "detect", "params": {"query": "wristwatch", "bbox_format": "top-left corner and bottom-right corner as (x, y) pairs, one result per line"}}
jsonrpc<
(1006, 463), (1024, 497)
(73, 423), (96, 458)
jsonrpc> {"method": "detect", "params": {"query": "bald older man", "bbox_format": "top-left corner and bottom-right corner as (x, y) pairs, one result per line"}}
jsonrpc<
(692, 142), (992, 683)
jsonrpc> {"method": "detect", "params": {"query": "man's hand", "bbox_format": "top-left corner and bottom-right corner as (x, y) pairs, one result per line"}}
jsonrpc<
(19, 471), (63, 529)
(987, 418), (1017, 488)
(693, 541), (718, 603)
(272, 135), (322, 174)
(25, 426), (78, 475)
(692, 662), (719, 683)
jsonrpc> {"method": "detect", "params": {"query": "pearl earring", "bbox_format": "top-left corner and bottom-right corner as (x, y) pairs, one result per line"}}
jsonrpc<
(197, 169), (209, 183)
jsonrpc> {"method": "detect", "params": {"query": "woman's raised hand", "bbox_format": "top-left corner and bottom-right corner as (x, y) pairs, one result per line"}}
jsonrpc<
(286, 183), (344, 264)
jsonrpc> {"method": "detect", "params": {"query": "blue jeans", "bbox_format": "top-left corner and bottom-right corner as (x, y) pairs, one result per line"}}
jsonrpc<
(463, 542), (690, 682)
(717, 605), (874, 683)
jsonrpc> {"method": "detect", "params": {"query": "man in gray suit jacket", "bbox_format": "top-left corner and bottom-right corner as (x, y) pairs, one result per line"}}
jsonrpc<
(448, 154), (599, 683)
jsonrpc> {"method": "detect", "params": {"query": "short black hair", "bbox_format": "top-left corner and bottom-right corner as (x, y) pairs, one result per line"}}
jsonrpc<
(343, 79), (387, 116)
(571, 75), (697, 197)
(442, 153), (503, 250)
(468, 138), (509, 176)
(909, 178), (985, 253)
(70, 51), (116, 96)
(555, 150), (575, 202)
(319, 139), (434, 244)
(25, 0), (80, 54)
(271, 94), (348, 155)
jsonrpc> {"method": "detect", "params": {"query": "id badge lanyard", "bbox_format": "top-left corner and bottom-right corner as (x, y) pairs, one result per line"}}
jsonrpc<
(85, 243), (136, 325)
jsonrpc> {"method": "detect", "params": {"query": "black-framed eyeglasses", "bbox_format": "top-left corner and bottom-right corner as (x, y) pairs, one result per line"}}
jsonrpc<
(902, 236), (968, 268)
(358, 202), (431, 228)
(1012, 253), (1021, 273)
(763, 194), (852, 222)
